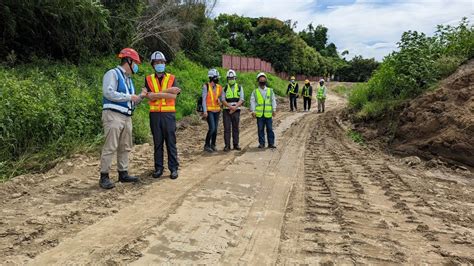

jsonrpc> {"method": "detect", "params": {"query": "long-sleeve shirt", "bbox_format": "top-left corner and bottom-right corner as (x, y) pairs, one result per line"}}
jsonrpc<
(221, 84), (245, 108)
(250, 86), (277, 112)
(301, 85), (313, 97)
(102, 65), (143, 105)
(286, 82), (299, 95)
(202, 83), (221, 113)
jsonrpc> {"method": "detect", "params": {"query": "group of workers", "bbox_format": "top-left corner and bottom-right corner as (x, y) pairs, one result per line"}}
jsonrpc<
(286, 76), (327, 113)
(98, 47), (326, 189)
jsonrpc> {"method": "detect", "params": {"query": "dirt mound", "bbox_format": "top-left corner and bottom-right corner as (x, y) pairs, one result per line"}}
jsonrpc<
(391, 59), (474, 167)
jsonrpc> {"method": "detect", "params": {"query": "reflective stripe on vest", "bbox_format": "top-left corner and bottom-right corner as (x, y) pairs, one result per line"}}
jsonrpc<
(289, 82), (297, 94)
(255, 88), (273, 118)
(224, 83), (240, 109)
(146, 73), (176, 112)
(303, 85), (310, 97)
(102, 68), (135, 116)
(317, 85), (326, 99)
(206, 83), (222, 112)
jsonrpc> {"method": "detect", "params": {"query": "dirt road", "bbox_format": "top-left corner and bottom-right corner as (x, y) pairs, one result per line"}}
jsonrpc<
(1, 85), (473, 265)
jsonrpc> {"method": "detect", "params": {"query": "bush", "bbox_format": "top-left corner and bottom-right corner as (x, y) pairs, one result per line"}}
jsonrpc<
(349, 18), (473, 121)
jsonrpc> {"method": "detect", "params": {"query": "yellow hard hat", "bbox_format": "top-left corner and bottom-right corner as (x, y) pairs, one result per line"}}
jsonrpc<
(290, 76), (295, 80)
(305, 79), (310, 84)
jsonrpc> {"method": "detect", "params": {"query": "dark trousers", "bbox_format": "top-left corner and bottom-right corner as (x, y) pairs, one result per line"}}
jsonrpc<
(223, 109), (240, 148)
(257, 117), (275, 146)
(303, 97), (312, 111)
(150, 112), (179, 172)
(205, 111), (220, 148)
(289, 94), (298, 111)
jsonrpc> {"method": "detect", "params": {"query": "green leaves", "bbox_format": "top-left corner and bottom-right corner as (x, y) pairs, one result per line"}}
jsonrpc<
(348, 18), (473, 121)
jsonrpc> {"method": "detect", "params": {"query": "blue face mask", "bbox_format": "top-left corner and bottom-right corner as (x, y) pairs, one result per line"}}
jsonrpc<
(154, 64), (166, 73)
(132, 63), (139, 74)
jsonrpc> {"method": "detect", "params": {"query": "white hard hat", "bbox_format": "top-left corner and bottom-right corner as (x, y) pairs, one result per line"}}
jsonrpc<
(150, 51), (166, 62)
(226, 69), (237, 78)
(319, 79), (325, 83)
(208, 68), (220, 78)
(256, 72), (267, 80)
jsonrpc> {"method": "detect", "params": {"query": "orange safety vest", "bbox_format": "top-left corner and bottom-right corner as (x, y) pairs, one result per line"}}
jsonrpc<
(206, 83), (222, 112)
(146, 73), (176, 113)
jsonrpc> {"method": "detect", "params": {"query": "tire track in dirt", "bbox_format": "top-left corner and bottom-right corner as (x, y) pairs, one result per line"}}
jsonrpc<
(278, 94), (474, 264)
(0, 106), (292, 264)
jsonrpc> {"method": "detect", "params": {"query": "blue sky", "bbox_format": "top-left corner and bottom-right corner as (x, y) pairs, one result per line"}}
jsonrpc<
(213, 0), (473, 61)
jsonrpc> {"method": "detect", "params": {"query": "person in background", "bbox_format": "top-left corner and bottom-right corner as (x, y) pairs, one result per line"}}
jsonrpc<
(221, 69), (244, 152)
(301, 79), (313, 112)
(250, 72), (277, 149)
(317, 79), (327, 113)
(286, 76), (299, 112)
(202, 68), (222, 153)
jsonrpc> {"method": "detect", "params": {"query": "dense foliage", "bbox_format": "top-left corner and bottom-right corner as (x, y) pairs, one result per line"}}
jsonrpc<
(348, 18), (473, 120)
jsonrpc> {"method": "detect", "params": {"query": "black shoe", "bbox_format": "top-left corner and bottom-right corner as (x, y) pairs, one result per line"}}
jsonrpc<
(258, 144), (265, 149)
(99, 173), (115, 189)
(118, 171), (139, 183)
(204, 146), (213, 153)
(170, 170), (179, 179)
(234, 145), (242, 151)
(211, 145), (217, 151)
(152, 169), (163, 179)
(224, 146), (231, 152)
(268, 144), (277, 149)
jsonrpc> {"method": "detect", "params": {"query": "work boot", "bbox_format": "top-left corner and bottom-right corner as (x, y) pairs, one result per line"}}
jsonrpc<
(268, 144), (277, 149)
(204, 146), (214, 153)
(234, 145), (242, 151)
(118, 171), (139, 183)
(258, 144), (265, 149)
(224, 146), (231, 152)
(211, 145), (217, 152)
(170, 170), (179, 180)
(99, 173), (115, 189)
(152, 169), (163, 179)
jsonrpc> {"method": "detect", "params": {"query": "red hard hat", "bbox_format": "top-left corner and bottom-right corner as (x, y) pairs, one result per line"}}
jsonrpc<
(118, 48), (141, 64)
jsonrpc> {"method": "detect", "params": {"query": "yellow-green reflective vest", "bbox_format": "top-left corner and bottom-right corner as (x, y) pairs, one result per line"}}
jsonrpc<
(224, 83), (241, 109)
(255, 88), (273, 118)
(289, 82), (297, 94)
(317, 85), (326, 99)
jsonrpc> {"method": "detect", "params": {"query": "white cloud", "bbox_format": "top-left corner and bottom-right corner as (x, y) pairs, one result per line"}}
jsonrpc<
(212, 0), (474, 61)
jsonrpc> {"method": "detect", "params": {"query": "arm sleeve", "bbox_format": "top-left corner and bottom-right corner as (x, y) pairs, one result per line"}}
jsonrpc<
(239, 85), (245, 102)
(102, 70), (132, 102)
(202, 84), (208, 112)
(272, 90), (277, 110)
(221, 86), (227, 102)
(250, 90), (256, 112)
(145, 77), (152, 92)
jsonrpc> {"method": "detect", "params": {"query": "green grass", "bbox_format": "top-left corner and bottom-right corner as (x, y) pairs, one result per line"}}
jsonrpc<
(347, 129), (365, 145)
(332, 85), (352, 97)
(0, 53), (288, 180)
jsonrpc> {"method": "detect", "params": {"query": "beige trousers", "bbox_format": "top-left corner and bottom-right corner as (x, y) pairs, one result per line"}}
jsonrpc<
(100, 110), (133, 173)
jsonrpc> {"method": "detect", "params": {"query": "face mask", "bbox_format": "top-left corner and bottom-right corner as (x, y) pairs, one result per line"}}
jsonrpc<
(213, 77), (219, 84)
(154, 64), (166, 73)
(228, 79), (236, 85)
(132, 63), (139, 74)
(291, 80), (295, 83)
(259, 81), (266, 87)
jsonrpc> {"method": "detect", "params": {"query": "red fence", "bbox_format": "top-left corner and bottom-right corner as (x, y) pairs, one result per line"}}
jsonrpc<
(222, 54), (324, 82)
